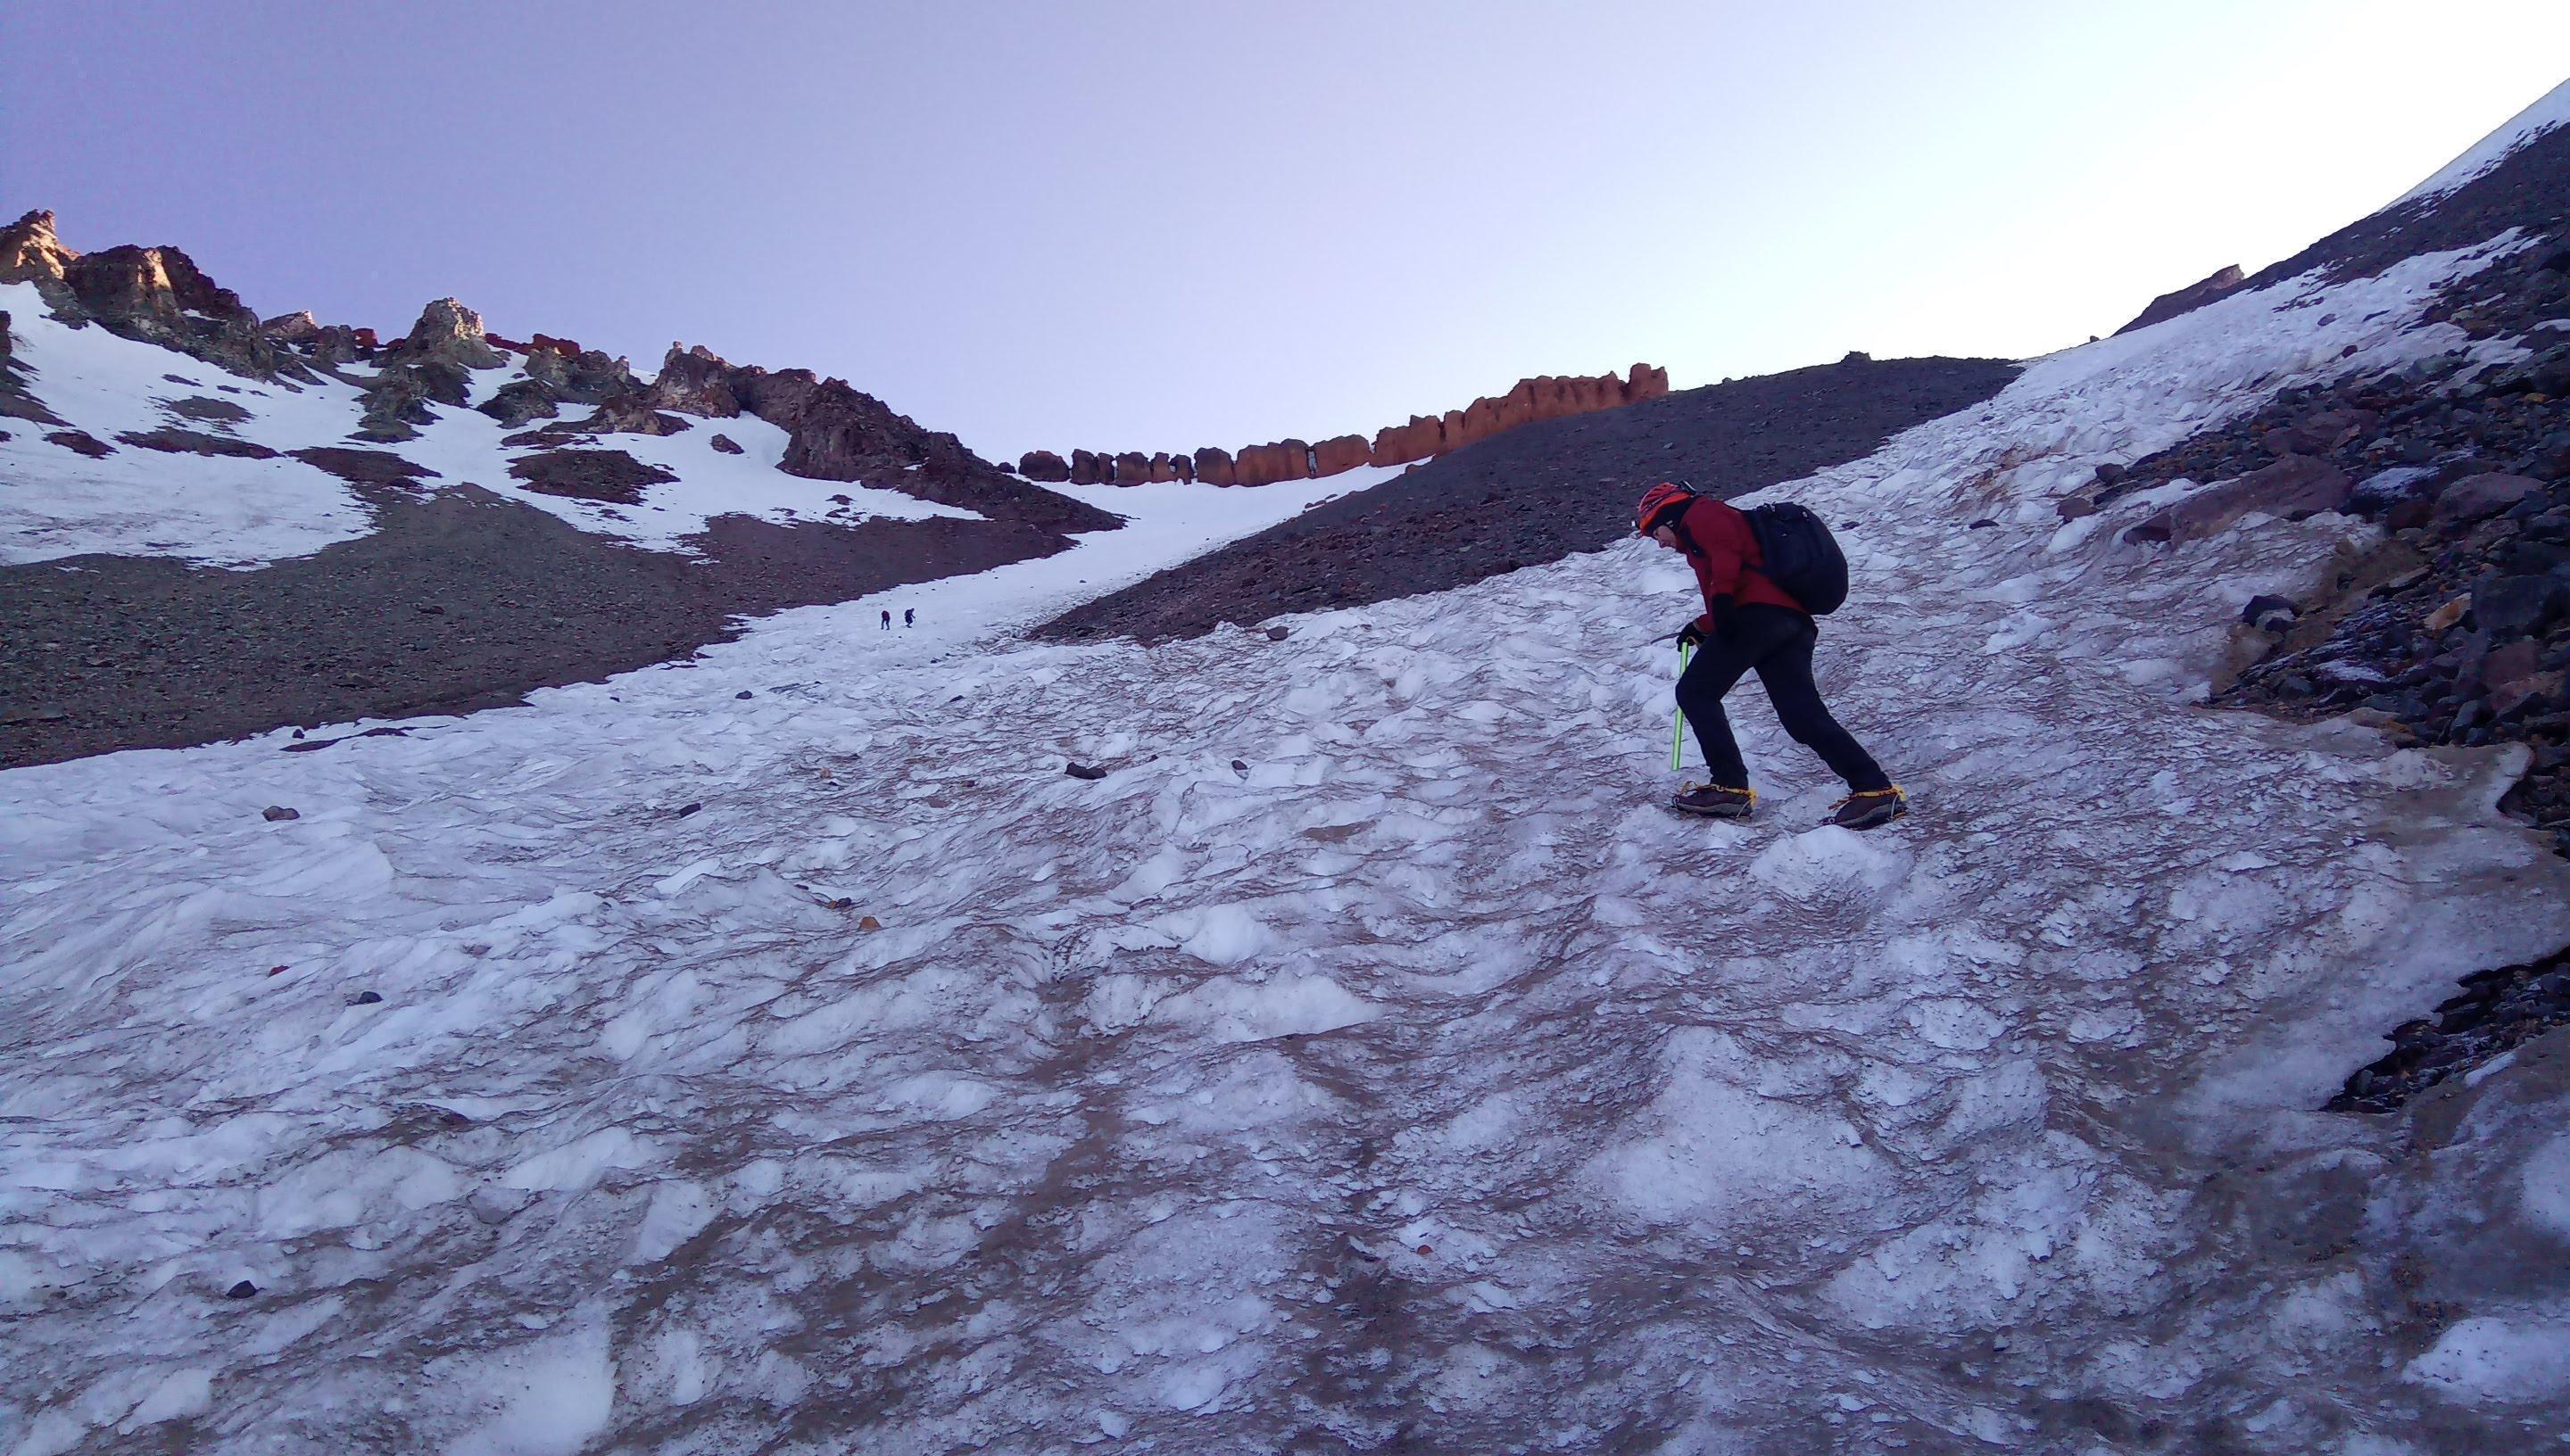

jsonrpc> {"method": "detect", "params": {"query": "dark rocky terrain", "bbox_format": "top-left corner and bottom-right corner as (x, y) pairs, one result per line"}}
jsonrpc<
(2331, 944), (2570, 1113)
(1034, 355), (2021, 644)
(0, 482), (1061, 767)
(2098, 243), (2570, 842)
(2067, 132), (2570, 1109)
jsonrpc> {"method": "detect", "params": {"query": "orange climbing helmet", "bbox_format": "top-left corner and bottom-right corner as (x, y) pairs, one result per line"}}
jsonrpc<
(1635, 481), (1695, 537)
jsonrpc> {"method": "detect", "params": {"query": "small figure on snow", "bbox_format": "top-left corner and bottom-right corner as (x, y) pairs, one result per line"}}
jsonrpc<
(881, 608), (891, 631)
(904, 608), (915, 628)
(1637, 482), (1904, 829)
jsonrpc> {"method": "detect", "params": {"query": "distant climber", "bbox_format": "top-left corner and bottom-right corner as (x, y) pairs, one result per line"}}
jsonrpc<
(881, 609), (891, 631)
(1636, 482), (1904, 829)
(904, 608), (915, 628)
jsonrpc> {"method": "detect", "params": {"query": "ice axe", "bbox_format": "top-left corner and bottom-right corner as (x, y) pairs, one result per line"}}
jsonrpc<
(1670, 639), (1693, 771)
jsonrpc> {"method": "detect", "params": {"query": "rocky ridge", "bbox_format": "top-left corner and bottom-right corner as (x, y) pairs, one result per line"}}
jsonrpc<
(1016, 363), (1671, 488)
(0, 209), (304, 382)
(2116, 264), (2251, 335)
(1035, 354), (2019, 644)
(495, 342), (1120, 535)
(2061, 237), (2570, 864)
(4, 209), (1114, 536)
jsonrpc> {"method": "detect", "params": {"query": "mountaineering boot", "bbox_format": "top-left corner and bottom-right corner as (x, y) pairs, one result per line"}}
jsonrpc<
(1829, 786), (1907, 830)
(1671, 782), (1756, 820)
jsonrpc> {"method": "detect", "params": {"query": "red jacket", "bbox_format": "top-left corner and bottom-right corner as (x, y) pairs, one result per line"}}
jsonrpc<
(1673, 496), (1804, 629)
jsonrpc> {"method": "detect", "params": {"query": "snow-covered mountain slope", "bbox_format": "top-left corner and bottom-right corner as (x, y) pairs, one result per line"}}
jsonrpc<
(0, 280), (968, 568)
(6, 219), (2568, 1455)
(2398, 76), (2570, 206)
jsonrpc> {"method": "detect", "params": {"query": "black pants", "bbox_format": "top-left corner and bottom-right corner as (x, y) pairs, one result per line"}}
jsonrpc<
(1677, 605), (1889, 793)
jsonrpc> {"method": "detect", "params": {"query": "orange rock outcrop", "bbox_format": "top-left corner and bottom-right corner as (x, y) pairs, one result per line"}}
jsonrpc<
(1036, 362), (1667, 489)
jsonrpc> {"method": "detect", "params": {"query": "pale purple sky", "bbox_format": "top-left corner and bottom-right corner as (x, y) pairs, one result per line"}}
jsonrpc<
(6, 2), (2566, 461)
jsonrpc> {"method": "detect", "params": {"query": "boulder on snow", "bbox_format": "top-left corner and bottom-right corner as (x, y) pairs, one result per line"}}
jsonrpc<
(2126, 456), (2353, 544)
(709, 433), (743, 455)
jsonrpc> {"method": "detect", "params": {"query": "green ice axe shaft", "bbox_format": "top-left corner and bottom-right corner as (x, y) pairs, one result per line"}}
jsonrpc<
(1670, 639), (1692, 772)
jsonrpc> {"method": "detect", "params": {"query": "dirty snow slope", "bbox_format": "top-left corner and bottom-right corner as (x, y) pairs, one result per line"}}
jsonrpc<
(5, 246), (2570, 1453)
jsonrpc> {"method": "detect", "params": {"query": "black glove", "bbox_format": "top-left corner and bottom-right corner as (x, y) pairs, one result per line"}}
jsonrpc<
(1676, 620), (1708, 650)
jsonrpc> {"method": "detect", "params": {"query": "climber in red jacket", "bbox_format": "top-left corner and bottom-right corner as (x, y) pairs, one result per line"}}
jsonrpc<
(1637, 481), (1905, 829)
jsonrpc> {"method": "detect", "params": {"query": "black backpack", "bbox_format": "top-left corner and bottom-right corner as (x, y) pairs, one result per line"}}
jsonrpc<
(1744, 502), (1848, 615)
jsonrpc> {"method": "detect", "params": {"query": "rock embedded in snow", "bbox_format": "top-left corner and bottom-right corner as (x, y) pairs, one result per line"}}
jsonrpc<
(708, 433), (742, 455)
(2126, 455), (2352, 544)
(42, 426), (112, 457)
(115, 426), (280, 459)
(2241, 593), (2300, 632)
(1064, 761), (1107, 780)
(224, 1281), (256, 1300)
(505, 448), (679, 505)
(261, 806), (299, 822)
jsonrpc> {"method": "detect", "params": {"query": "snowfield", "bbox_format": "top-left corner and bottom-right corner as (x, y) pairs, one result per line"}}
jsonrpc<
(7, 245), (2570, 1452)
(2396, 75), (2570, 205)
